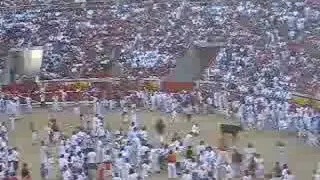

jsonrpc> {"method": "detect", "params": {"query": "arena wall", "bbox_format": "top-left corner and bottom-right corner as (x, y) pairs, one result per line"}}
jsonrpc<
(161, 81), (194, 92)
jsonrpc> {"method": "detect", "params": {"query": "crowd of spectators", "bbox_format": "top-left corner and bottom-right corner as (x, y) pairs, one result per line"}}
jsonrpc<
(199, 0), (320, 96)
(1, 1), (320, 179)
(0, 0), (319, 97)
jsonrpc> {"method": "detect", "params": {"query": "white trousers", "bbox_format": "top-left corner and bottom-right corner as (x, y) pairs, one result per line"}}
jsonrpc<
(27, 104), (32, 112)
(32, 132), (38, 143)
(121, 170), (129, 180)
(151, 102), (156, 111)
(151, 158), (160, 173)
(53, 132), (60, 142)
(168, 163), (177, 179)
(88, 168), (97, 180)
(192, 129), (199, 135)
(10, 118), (15, 131)
(159, 135), (164, 143)
(195, 105), (200, 113)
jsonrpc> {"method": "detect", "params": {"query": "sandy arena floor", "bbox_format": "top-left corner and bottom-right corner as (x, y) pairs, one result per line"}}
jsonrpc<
(6, 107), (320, 179)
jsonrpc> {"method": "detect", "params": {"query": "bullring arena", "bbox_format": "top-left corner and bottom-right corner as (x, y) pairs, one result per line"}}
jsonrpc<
(6, 104), (320, 179)
(1, 0), (320, 179)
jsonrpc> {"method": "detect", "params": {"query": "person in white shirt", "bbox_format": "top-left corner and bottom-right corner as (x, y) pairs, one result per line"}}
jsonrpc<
(52, 95), (60, 112)
(171, 109), (178, 123)
(283, 170), (295, 180)
(76, 171), (86, 180)
(140, 161), (151, 179)
(40, 146), (49, 165)
(109, 99), (115, 110)
(242, 170), (252, 180)
(0, 97), (5, 114)
(244, 143), (256, 167)
(256, 113), (265, 130)
(181, 170), (192, 180)
(150, 94), (156, 111)
(199, 150), (207, 164)
(103, 149), (112, 164)
(206, 96), (213, 113)
(96, 141), (103, 163)
(92, 115), (100, 133)
(8, 162), (16, 177)
(96, 126), (106, 138)
(191, 123), (200, 136)
(183, 133), (193, 147)
(73, 105), (80, 115)
(40, 92), (46, 107)
(62, 166), (72, 180)
(47, 156), (55, 179)
(128, 168), (139, 180)
(130, 107), (138, 126)
(61, 90), (67, 107)
(213, 92), (219, 109)
(9, 116), (15, 131)
(14, 97), (20, 118)
(7, 100), (16, 118)
(246, 106), (255, 129)
(0, 123), (7, 141)
(255, 153), (264, 178)
(121, 159), (132, 180)
(282, 164), (289, 177)
(225, 164), (233, 180)
(11, 147), (19, 172)
(122, 105), (129, 123)
(150, 148), (160, 173)
(87, 150), (97, 180)
(93, 97), (99, 114)
(196, 141), (206, 156)
(32, 130), (39, 145)
(26, 96), (32, 113)
(185, 104), (193, 122)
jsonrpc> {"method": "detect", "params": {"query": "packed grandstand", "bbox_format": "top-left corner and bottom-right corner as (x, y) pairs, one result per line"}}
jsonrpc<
(0, 0), (320, 179)
(0, 0), (319, 100)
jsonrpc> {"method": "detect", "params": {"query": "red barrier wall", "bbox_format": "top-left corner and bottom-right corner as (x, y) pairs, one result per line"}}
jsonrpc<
(161, 81), (194, 92)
